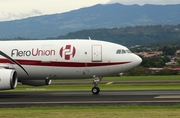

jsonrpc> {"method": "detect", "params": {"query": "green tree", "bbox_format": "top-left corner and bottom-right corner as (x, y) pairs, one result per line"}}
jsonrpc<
(162, 46), (176, 56)
(177, 59), (180, 65)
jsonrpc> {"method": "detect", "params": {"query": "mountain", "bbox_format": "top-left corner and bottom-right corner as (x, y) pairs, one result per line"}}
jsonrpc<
(0, 3), (180, 39)
(57, 24), (180, 46)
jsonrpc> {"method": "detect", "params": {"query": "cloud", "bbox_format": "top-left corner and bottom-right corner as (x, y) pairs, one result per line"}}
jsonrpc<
(0, 0), (109, 21)
(108, 0), (180, 5)
(0, 9), (42, 21)
(0, 0), (180, 21)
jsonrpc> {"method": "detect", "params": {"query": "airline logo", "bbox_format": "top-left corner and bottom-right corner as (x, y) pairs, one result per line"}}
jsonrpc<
(10, 45), (76, 60)
(59, 45), (76, 60)
(11, 49), (55, 57)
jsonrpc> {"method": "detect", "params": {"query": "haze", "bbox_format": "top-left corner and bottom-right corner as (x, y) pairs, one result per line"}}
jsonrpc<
(0, 0), (180, 21)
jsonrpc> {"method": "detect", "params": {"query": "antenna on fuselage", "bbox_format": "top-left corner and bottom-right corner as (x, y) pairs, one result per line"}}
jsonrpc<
(88, 37), (91, 40)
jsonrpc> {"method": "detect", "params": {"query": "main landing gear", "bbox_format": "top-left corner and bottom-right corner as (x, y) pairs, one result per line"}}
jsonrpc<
(91, 75), (102, 94)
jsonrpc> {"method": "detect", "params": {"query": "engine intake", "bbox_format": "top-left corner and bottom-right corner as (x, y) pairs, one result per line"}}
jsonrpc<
(0, 69), (18, 90)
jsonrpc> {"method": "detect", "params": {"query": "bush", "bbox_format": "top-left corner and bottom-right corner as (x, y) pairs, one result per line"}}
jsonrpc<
(125, 67), (179, 76)
(155, 69), (179, 75)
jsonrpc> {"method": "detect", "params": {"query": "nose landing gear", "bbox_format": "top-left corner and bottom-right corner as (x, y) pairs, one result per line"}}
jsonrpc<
(91, 76), (102, 94)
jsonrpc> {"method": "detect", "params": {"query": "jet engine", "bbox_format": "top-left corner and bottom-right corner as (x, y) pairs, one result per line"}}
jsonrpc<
(20, 79), (51, 86)
(0, 69), (18, 90)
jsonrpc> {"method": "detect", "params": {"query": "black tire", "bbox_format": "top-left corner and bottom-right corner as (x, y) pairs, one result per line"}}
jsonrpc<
(91, 87), (100, 94)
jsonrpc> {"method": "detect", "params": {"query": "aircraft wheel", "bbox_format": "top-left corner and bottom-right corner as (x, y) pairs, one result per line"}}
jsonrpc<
(92, 87), (100, 94)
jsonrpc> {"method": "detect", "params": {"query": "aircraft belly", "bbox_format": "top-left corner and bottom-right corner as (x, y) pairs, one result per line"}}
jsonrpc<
(14, 65), (55, 80)
(16, 64), (125, 80)
(59, 65), (122, 79)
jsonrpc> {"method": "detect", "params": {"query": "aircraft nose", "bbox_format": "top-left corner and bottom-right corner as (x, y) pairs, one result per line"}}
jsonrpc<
(132, 54), (142, 67)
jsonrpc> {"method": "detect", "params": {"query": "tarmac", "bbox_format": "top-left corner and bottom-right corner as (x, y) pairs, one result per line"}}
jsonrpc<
(1, 90), (180, 108)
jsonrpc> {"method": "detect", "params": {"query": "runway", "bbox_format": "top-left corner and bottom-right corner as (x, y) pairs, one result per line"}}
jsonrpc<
(1, 90), (180, 107)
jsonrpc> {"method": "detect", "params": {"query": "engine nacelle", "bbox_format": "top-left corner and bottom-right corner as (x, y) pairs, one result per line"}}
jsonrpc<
(0, 69), (18, 90)
(20, 79), (51, 86)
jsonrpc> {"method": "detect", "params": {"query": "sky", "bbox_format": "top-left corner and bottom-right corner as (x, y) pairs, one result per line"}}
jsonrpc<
(0, 0), (180, 21)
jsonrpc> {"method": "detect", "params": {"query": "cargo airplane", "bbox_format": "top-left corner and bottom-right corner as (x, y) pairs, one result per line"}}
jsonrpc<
(0, 39), (142, 94)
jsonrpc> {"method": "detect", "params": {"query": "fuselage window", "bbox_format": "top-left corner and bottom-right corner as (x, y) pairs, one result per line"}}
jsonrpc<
(116, 49), (121, 54)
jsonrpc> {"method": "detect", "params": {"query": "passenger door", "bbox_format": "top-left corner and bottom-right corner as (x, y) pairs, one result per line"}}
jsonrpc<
(92, 45), (102, 62)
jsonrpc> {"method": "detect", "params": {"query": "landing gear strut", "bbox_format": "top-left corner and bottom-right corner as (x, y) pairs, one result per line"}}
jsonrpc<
(91, 76), (102, 94)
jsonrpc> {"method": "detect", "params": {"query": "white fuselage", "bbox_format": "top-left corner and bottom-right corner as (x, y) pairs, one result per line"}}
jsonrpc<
(0, 39), (142, 81)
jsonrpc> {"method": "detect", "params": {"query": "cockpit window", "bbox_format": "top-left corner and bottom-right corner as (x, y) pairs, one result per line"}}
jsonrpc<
(116, 49), (121, 54)
(116, 49), (131, 54)
(126, 50), (132, 53)
(122, 49), (126, 54)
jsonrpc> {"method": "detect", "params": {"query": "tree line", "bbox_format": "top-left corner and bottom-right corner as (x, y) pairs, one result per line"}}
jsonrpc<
(1, 24), (180, 47)
(57, 24), (180, 46)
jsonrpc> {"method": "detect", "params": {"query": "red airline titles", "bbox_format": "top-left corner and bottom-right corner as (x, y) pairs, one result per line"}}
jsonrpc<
(11, 48), (56, 57)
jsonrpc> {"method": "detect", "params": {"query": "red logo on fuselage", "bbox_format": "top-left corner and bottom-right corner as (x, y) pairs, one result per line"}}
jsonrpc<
(59, 45), (76, 60)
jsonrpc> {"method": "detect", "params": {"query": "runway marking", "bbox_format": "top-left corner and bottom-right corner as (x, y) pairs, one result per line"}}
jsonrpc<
(106, 82), (113, 85)
(154, 95), (180, 99)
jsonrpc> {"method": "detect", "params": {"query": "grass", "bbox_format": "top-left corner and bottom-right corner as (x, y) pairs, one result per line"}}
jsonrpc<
(103, 75), (180, 81)
(0, 106), (180, 118)
(3, 83), (180, 92)
(1, 75), (179, 92)
(54, 75), (180, 82)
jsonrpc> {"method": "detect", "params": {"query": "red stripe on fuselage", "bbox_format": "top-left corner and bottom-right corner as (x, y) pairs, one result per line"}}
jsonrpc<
(0, 58), (131, 67)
